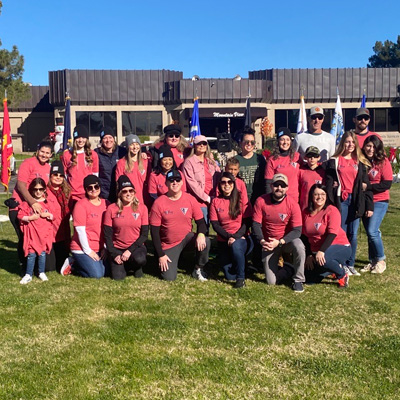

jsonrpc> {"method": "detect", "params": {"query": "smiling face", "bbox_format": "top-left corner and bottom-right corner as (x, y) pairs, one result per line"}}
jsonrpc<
(160, 157), (174, 172)
(165, 133), (180, 148)
(309, 114), (324, 133)
(226, 164), (239, 177)
(50, 172), (64, 188)
(354, 115), (370, 133)
(278, 135), (291, 152)
(312, 187), (327, 209)
(129, 142), (141, 155)
(240, 134), (255, 156)
(166, 177), (183, 195)
(102, 135), (115, 152)
(119, 187), (135, 205)
(219, 178), (234, 196)
(31, 185), (46, 200)
(85, 183), (100, 200)
(36, 146), (52, 165)
(271, 181), (288, 200)
(194, 141), (208, 156)
(75, 137), (87, 149)
(343, 136), (356, 156)
(363, 141), (375, 159)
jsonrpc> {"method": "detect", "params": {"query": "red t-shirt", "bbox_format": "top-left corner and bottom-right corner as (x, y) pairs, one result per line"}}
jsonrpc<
(368, 158), (393, 202)
(265, 153), (301, 201)
(171, 147), (185, 169)
(149, 192), (203, 250)
(46, 189), (71, 242)
(11, 157), (50, 210)
(252, 194), (302, 240)
(70, 198), (107, 252)
(298, 166), (326, 211)
(302, 205), (350, 252)
(103, 202), (148, 249)
(115, 157), (148, 204)
(17, 201), (53, 256)
(356, 131), (382, 148)
(148, 171), (187, 197)
(209, 197), (252, 241)
(337, 156), (358, 201)
(62, 150), (99, 200)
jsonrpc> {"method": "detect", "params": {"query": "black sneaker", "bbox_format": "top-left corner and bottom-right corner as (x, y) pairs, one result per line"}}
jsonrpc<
(292, 282), (304, 293)
(234, 279), (245, 289)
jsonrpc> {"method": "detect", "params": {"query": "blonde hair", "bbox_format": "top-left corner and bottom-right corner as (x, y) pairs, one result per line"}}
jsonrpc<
(71, 139), (93, 167)
(333, 131), (371, 167)
(125, 145), (144, 173)
(187, 143), (216, 167)
(116, 189), (139, 214)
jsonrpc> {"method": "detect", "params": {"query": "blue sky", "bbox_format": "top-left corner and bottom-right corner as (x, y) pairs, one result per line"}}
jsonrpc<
(1, 0), (399, 85)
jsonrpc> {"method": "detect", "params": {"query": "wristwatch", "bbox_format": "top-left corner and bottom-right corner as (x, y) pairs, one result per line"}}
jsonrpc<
(278, 239), (284, 247)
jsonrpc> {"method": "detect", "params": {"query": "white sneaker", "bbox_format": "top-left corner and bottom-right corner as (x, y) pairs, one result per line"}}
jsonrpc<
(20, 274), (32, 285)
(38, 272), (48, 281)
(371, 260), (386, 274)
(360, 263), (374, 273)
(192, 268), (208, 282)
(347, 266), (360, 276)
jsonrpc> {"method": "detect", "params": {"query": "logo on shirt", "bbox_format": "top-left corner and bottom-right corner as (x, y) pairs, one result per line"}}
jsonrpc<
(157, 184), (163, 188)
(180, 208), (189, 215)
(314, 223), (322, 231)
(178, 154), (183, 159)
(140, 170), (146, 176)
(315, 179), (322, 184)
(353, 164), (359, 171)
(132, 213), (140, 220)
(216, 208), (225, 213)
(278, 213), (287, 222)
(290, 162), (298, 168)
(370, 169), (378, 178)
(164, 210), (173, 215)
(89, 213), (99, 218)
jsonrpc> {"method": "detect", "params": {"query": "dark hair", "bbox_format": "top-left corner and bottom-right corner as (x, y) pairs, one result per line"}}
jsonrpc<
(362, 135), (386, 165)
(153, 154), (177, 175)
(240, 126), (255, 141)
(307, 184), (330, 213)
(37, 141), (53, 152)
(218, 172), (241, 219)
(28, 178), (47, 197)
(272, 137), (296, 161)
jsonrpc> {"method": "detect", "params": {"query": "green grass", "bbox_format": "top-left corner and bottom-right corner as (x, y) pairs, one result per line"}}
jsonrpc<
(0, 188), (400, 399)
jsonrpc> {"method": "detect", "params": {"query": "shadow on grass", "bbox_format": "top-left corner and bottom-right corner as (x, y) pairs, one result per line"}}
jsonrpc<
(0, 239), (21, 275)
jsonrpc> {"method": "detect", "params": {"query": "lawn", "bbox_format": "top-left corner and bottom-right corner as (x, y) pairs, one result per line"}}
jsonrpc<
(0, 188), (399, 399)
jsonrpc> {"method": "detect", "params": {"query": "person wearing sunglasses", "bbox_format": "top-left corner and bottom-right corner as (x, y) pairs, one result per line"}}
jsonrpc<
(150, 169), (210, 281)
(182, 135), (220, 226)
(45, 160), (72, 272)
(18, 178), (54, 284)
(265, 127), (300, 202)
(294, 106), (336, 163)
(253, 173), (306, 292)
(210, 172), (253, 288)
(352, 108), (382, 148)
(103, 176), (148, 280)
(69, 175), (108, 278)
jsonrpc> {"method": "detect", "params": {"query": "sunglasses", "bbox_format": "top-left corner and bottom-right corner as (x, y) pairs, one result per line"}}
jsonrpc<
(33, 187), (45, 192)
(167, 178), (182, 183)
(86, 184), (100, 191)
(121, 189), (135, 195)
(195, 141), (208, 146)
(311, 115), (324, 120)
(220, 180), (233, 185)
(167, 133), (180, 139)
(357, 116), (370, 121)
(273, 182), (287, 188)
(306, 154), (319, 159)
(51, 173), (64, 178)
(243, 140), (256, 146)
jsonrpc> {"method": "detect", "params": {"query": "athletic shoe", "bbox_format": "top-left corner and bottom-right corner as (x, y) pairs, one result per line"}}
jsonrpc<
(337, 273), (349, 288)
(360, 263), (374, 273)
(347, 266), (360, 276)
(192, 268), (208, 282)
(20, 274), (32, 285)
(371, 260), (386, 274)
(234, 279), (245, 289)
(292, 282), (304, 293)
(343, 265), (351, 276)
(60, 257), (73, 276)
(38, 272), (48, 282)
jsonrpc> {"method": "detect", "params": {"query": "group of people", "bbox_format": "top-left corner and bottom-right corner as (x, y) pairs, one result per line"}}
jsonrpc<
(7, 105), (393, 293)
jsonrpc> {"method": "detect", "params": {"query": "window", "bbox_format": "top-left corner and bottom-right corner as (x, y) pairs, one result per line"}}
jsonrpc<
(75, 111), (117, 136)
(388, 108), (400, 131)
(374, 109), (386, 132)
(122, 111), (162, 136)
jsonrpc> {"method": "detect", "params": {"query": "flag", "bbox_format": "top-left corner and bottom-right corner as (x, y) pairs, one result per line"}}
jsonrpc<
(330, 87), (344, 145)
(296, 94), (307, 134)
(189, 97), (201, 143)
(244, 96), (251, 127)
(361, 92), (366, 108)
(63, 93), (71, 152)
(1, 97), (13, 191)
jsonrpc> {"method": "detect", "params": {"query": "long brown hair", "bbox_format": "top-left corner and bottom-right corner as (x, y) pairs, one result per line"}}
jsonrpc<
(71, 139), (93, 167)
(125, 145), (144, 173)
(28, 178), (47, 199)
(333, 131), (370, 167)
(218, 172), (241, 220)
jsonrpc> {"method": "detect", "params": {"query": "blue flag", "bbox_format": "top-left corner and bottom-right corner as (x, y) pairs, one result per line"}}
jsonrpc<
(330, 88), (344, 145)
(190, 98), (201, 143)
(361, 93), (366, 108)
(63, 94), (71, 152)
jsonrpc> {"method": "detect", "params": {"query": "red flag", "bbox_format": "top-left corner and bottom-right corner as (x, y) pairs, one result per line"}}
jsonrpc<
(1, 98), (13, 191)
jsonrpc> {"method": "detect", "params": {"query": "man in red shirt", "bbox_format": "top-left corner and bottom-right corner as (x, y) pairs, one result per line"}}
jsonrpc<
(352, 107), (382, 148)
(252, 173), (306, 292)
(150, 169), (210, 281)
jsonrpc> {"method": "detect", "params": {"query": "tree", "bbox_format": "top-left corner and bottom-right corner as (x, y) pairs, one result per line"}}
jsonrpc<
(367, 36), (400, 68)
(0, 1), (30, 109)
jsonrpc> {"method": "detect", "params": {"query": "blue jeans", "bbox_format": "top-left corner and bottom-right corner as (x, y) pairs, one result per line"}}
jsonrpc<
(341, 195), (360, 267)
(362, 201), (388, 263)
(218, 236), (254, 280)
(72, 252), (105, 279)
(26, 251), (46, 276)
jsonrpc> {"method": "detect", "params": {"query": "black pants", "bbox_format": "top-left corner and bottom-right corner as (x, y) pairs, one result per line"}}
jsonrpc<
(45, 241), (70, 273)
(9, 209), (25, 267)
(109, 245), (147, 280)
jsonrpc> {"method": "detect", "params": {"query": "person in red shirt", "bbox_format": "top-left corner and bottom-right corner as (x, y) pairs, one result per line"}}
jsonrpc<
(210, 172), (253, 288)
(252, 173), (306, 292)
(298, 146), (326, 211)
(326, 131), (373, 276)
(148, 144), (187, 201)
(265, 127), (300, 201)
(302, 184), (351, 288)
(45, 160), (71, 272)
(61, 125), (99, 206)
(104, 175), (149, 280)
(7, 141), (52, 267)
(352, 108), (382, 148)
(360, 135), (393, 274)
(18, 178), (53, 284)
(69, 175), (108, 278)
(115, 134), (148, 205)
(149, 169), (210, 281)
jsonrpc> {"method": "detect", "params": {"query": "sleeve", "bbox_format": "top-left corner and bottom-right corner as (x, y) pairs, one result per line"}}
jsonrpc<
(103, 206), (113, 227)
(325, 207), (341, 235)
(372, 159), (393, 193)
(17, 202), (31, 221)
(149, 201), (162, 227)
(211, 220), (230, 240)
(361, 164), (374, 212)
(104, 225), (122, 259)
(182, 159), (209, 203)
(115, 159), (124, 181)
(195, 218), (207, 235)
(150, 225), (165, 257)
(72, 201), (87, 227)
(252, 222), (264, 242)
(209, 199), (218, 222)
(16, 158), (32, 183)
(190, 195), (205, 221)
(61, 151), (71, 179)
(147, 173), (159, 197)
(91, 151), (99, 175)
(129, 225), (149, 252)
(252, 197), (263, 225)
(75, 226), (92, 254)
(264, 158), (274, 180)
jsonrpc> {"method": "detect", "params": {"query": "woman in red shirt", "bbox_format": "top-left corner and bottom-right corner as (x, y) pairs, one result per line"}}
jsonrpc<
(69, 175), (107, 278)
(45, 160), (71, 272)
(104, 176), (149, 280)
(360, 135), (393, 274)
(302, 184), (351, 288)
(210, 172), (253, 288)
